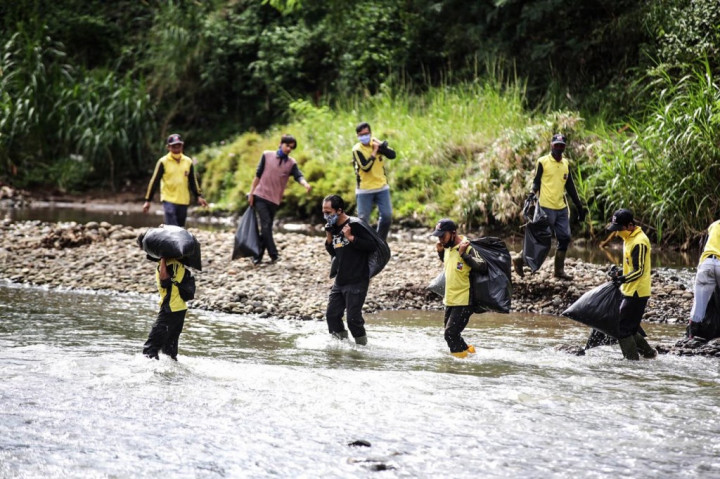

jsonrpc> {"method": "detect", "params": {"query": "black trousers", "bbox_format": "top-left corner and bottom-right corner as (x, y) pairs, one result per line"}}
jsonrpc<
(325, 281), (369, 338)
(444, 305), (474, 353)
(143, 309), (187, 359)
(162, 201), (188, 227)
(253, 196), (279, 261)
(618, 294), (649, 339)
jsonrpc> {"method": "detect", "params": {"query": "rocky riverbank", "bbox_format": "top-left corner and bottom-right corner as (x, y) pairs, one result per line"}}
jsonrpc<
(1, 219), (715, 357)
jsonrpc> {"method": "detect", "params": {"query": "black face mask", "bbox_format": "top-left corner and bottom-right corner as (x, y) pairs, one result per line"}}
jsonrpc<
(551, 147), (564, 159)
(443, 233), (455, 249)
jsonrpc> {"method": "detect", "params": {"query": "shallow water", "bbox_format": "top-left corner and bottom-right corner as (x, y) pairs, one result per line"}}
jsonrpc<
(1, 282), (719, 478)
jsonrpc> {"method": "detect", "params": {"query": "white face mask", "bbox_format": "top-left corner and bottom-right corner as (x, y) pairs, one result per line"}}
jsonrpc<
(358, 134), (371, 145)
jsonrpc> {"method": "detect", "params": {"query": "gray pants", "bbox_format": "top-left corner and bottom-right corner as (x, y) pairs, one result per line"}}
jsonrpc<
(543, 206), (571, 251)
(691, 257), (720, 323)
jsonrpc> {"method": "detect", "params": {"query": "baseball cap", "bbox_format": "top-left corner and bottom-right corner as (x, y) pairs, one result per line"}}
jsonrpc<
(551, 134), (567, 146)
(606, 208), (634, 231)
(431, 218), (457, 237)
(167, 134), (184, 145)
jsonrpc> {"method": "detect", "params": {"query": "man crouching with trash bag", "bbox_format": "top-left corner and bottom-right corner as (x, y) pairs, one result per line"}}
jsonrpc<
(137, 233), (191, 361)
(432, 219), (488, 358)
(322, 194), (378, 345)
(604, 209), (656, 360)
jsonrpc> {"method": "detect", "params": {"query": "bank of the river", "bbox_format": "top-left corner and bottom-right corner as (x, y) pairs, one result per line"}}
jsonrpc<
(1, 219), (718, 357)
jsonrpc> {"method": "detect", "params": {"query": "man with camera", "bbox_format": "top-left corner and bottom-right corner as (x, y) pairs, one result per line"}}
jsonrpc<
(352, 122), (396, 241)
(322, 194), (378, 345)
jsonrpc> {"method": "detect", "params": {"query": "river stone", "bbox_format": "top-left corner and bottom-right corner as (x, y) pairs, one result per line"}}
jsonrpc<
(348, 440), (371, 447)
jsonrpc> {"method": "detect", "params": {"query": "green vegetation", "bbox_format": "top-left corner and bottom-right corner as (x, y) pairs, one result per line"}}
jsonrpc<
(1, 0), (719, 243)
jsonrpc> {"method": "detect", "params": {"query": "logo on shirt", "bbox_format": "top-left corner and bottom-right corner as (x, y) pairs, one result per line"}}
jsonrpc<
(184, 170), (189, 177)
(456, 262), (463, 271)
(563, 173), (568, 180)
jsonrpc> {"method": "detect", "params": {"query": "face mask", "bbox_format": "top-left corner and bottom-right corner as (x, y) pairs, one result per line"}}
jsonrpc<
(617, 229), (632, 240)
(443, 233), (455, 249)
(324, 213), (338, 226)
(170, 152), (182, 160)
(276, 148), (287, 158)
(358, 134), (371, 145)
(551, 147), (564, 159)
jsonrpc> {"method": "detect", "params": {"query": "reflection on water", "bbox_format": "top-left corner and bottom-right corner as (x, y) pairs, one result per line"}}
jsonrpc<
(1, 282), (718, 477)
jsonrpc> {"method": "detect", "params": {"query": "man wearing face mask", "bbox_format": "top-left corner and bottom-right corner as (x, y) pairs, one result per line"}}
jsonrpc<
(432, 219), (488, 358)
(248, 134), (312, 265)
(143, 134), (208, 227)
(322, 194), (378, 345)
(604, 208), (656, 360)
(352, 122), (396, 241)
(513, 133), (586, 280)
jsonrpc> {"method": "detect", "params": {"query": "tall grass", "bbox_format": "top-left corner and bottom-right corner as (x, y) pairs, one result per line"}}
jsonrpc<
(0, 29), (156, 190)
(585, 60), (720, 245)
(199, 77), (586, 228)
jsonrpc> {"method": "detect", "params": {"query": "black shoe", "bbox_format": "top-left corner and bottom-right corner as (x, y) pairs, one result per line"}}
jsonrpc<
(145, 353), (159, 360)
(270, 255), (279, 263)
(252, 257), (262, 266)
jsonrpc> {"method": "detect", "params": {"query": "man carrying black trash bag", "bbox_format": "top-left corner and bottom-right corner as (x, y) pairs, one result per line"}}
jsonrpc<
(322, 194), (378, 345)
(136, 233), (190, 361)
(513, 134), (587, 280)
(432, 219), (488, 358)
(248, 134), (312, 265)
(604, 208), (656, 360)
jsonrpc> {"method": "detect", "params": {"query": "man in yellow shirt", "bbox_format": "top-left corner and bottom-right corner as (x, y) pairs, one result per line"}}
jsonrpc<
(432, 219), (488, 358)
(143, 257), (189, 360)
(143, 134), (208, 227)
(688, 220), (720, 338)
(606, 209), (656, 360)
(352, 122), (396, 241)
(513, 134), (586, 280)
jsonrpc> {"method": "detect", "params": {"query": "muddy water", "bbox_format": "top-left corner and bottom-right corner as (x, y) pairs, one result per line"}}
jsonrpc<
(1, 282), (718, 477)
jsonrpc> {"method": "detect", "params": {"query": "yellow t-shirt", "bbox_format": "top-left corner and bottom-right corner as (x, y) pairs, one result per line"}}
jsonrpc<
(536, 154), (570, 210)
(699, 220), (720, 265)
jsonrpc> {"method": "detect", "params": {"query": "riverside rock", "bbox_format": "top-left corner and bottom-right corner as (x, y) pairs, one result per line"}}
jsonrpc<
(0, 220), (709, 356)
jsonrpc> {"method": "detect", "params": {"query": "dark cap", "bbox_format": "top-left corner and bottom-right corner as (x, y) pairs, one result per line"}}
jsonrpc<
(551, 134), (567, 145)
(167, 134), (184, 145)
(431, 218), (457, 237)
(606, 208), (634, 231)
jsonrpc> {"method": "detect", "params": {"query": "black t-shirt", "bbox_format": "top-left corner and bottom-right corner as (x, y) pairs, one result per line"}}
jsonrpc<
(325, 220), (377, 286)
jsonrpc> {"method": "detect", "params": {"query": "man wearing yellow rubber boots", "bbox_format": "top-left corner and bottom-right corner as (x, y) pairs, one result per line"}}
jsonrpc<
(432, 219), (488, 358)
(514, 134), (586, 280)
(606, 209), (656, 360)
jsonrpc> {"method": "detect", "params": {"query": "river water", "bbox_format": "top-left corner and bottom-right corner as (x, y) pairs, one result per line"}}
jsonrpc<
(2, 282), (719, 478)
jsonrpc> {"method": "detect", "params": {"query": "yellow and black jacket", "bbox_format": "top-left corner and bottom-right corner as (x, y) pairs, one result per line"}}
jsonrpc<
(618, 227), (651, 298)
(440, 235), (488, 306)
(157, 259), (188, 312)
(352, 139), (396, 191)
(532, 154), (582, 210)
(699, 220), (720, 265)
(145, 153), (203, 206)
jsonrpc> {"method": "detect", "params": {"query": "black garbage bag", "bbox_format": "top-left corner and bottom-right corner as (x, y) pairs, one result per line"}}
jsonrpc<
(522, 195), (552, 273)
(142, 225), (202, 271)
(687, 288), (720, 339)
(426, 237), (512, 314)
(329, 217), (391, 279)
(232, 206), (261, 260)
(562, 282), (623, 338)
(470, 237), (512, 313)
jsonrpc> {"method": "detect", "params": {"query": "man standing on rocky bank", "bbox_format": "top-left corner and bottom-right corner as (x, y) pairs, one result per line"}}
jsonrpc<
(513, 133), (586, 280)
(352, 122), (396, 241)
(248, 134), (312, 265)
(143, 134), (208, 227)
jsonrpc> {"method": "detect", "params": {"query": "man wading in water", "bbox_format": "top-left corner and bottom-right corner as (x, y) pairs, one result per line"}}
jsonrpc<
(322, 194), (377, 345)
